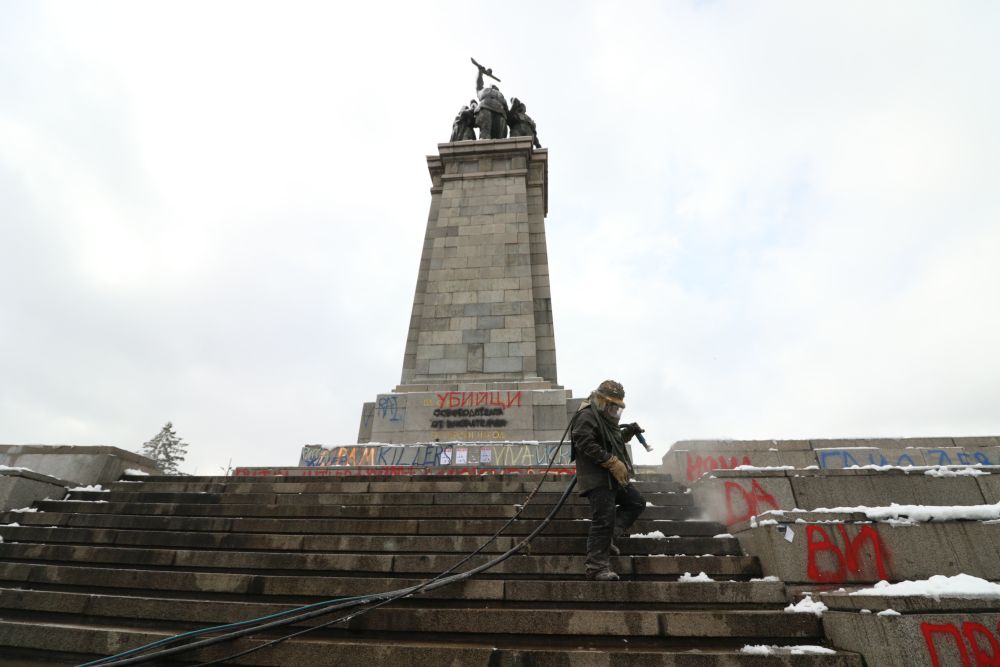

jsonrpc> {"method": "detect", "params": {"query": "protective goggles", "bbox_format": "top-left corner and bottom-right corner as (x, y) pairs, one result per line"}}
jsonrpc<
(606, 404), (625, 419)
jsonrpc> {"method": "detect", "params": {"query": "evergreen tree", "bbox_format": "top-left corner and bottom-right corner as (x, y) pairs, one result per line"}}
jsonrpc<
(140, 422), (188, 475)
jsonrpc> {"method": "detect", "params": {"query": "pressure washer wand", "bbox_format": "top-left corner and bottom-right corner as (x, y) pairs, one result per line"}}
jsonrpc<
(636, 431), (654, 453)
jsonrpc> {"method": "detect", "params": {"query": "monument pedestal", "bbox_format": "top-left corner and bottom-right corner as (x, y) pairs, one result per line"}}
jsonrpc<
(357, 138), (579, 445)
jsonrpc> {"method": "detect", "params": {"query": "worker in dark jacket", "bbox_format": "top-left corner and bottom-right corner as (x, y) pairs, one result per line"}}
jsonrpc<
(570, 380), (646, 581)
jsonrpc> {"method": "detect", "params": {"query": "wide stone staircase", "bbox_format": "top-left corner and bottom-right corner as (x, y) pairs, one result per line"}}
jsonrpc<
(0, 473), (863, 665)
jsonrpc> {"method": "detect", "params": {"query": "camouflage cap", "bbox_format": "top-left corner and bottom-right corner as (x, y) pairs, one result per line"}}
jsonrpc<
(595, 380), (625, 407)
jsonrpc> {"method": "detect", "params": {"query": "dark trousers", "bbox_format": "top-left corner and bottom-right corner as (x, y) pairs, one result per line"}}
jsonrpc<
(583, 483), (646, 572)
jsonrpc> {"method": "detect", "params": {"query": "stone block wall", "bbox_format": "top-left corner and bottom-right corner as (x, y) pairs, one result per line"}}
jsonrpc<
(0, 445), (159, 485)
(0, 469), (67, 511)
(360, 138), (578, 445)
(398, 138), (553, 387)
(733, 512), (1000, 585)
(691, 467), (1000, 527)
(663, 436), (1000, 483)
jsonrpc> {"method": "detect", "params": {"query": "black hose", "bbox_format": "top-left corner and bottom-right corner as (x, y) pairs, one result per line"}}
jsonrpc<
(86, 425), (580, 666)
(198, 477), (577, 665)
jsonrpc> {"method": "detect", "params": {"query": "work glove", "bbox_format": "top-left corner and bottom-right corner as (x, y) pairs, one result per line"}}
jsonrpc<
(620, 422), (645, 442)
(600, 455), (630, 486)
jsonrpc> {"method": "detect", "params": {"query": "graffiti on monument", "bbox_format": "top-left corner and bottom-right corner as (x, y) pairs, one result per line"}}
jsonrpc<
(723, 480), (780, 525)
(377, 396), (402, 422)
(805, 524), (891, 583)
(925, 449), (994, 466)
(361, 403), (376, 429)
(685, 452), (753, 482)
(235, 466), (574, 477)
(817, 450), (919, 468)
(430, 391), (522, 430)
(298, 441), (571, 469)
(921, 620), (1000, 666)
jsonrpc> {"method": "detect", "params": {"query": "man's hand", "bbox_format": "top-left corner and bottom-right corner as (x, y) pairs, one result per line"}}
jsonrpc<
(620, 422), (645, 442)
(600, 455), (630, 485)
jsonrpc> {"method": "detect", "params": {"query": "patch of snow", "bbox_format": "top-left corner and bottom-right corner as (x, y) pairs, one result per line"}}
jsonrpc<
(851, 574), (1000, 600)
(784, 595), (828, 616)
(924, 467), (988, 477)
(645, 501), (656, 507)
(750, 576), (781, 582)
(860, 609), (872, 614)
(3, 522), (20, 527)
(124, 469), (150, 476)
(885, 518), (917, 527)
(734, 465), (795, 471)
(790, 646), (836, 655)
(679, 571), (714, 582)
(740, 645), (774, 655)
(750, 519), (779, 527)
(713, 533), (734, 539)
(631, 531), (665, 539)
(67, 484), (105, 492)
(0, 465), (35, 473)
(809, 502), (1000, 523)
(877, 609), (902, 616)
(11, 507), (38, 513)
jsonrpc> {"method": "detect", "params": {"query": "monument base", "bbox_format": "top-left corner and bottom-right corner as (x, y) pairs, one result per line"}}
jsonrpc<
(357, 383), (582, 444)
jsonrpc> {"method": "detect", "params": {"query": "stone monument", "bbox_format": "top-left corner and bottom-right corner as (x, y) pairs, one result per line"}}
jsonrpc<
(357, 62), (578, 445)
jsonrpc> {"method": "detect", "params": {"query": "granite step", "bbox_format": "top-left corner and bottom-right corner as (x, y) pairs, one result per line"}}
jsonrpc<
(104, 479), (688, 494)
(0, 546), (762, 579)
(0, 578), (791, 606)
(29, 500), (697, 520)
(63, 489), (695, 506)
(0, 511), (726, 537)
(0, 620), (863, 666)
(0, 588), (823, 638)
(0, 525), (742, 555)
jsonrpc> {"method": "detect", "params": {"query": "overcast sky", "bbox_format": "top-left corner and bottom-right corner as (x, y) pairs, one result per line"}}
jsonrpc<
(2, 1), (998, 474)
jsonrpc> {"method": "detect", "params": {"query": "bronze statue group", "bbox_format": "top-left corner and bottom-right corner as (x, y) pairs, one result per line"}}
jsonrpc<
(450, 58), (540, 147)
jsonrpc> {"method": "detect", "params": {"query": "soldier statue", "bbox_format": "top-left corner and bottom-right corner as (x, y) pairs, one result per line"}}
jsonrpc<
(450, 100), (478, 142)
(508, 97), (541, 148)
(472, 59), (508, 140)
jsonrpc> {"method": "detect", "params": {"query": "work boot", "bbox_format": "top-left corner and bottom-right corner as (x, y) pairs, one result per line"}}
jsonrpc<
(586, 568), (620, 582)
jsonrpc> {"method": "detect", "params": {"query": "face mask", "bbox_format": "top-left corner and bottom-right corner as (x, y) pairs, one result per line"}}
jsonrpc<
(607, 404), (625, 419)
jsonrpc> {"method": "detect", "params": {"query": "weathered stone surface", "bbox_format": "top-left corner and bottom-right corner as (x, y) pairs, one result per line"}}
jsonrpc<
(734, 513), (1000, 584)
(355, 139), (587, 445)
(690, 474), (797, 527)
(0, 444), (158, 485)
(663, 438), (1000, 481)
(0, 469), (67, 512)
(822, 609), (1000, 667)
(789, 473), (988, 509)
(689, 468), (999, 526)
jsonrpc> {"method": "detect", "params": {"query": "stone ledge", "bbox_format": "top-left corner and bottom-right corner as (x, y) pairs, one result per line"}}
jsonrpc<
(822, 609), (1000, 667)
(732, 514), (1000, 584)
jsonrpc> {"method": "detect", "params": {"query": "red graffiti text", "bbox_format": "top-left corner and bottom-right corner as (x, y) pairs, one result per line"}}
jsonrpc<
(922, 621), (1000, 667)
(724, 480), (780, 524)
(806, 524), (890, 583)
(435, 391), (523, 409)
(685, 452), (752, 482)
